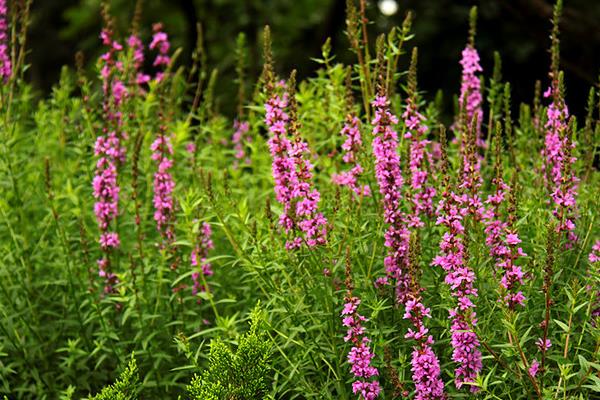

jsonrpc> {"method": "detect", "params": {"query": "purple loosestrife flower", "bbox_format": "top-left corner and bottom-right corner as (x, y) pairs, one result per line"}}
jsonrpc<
(287, 123), (328, 249)
(191, 222), (214, 300)
(263, 74), (327, 249)
(232, 119), (251, 168)
(403, 297), (446, 399)
(186, 142), (196, 154)
(93, 25), (127, 293)
(529, 359), (540, 377)
(341, 290), (380, 399)
(432, 189), (482, 391)
(332, 114), (371, 197)
(371, 94), (411, 304)
(542, 85), (579, 245)
(149, 22), (176, 243)
(151, 133), (175, 240)
(149, 23), (171, 82)
(498, 229), (527, 308)
(0, 0), (10, 82)
(458, 46), (485, 149)
(127, 34), (150, 86)
(483, 152), (528, 309)
(403, 98), (435, 226)
(536, 338), (552, 352)
(264, 90), (296, 226)
(589, 241), (600, 263)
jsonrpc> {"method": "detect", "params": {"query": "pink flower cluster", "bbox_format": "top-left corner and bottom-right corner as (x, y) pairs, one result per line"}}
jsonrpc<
(591, 241), (600, 263)
(458, 46), (484, 149)
(150, 23), (171, 82)
(403, 99), (435, 226)
(264, 87), (327, 249)
(341, 296), (381, 399)
(191, 222), (214, 298)
(93, 27), (128, 293)
(403, 297), (446, 399)
(483, 181), (527, 308)
(151, 133), (175, 240)
(432, 191), (482, 391)
(287, 131), (328, 249)
(542, 86), (578, 245)
(498, 231), (527, 307)
(0, 0), (10, 82)
(529, 359), (540, 377)
(371, 95), (411, 304)
(264, 91), (293, 206)
(127, 34), (150, 86)
(232, 119), (251, 167)
(536, 337), (552, 352)
(148, 22), (176, 242)
(99, 30), (128, 106)
(332, 114), (370, 197)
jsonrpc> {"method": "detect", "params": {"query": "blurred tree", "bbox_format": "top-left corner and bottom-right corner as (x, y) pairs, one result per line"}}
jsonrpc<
(25, 0), (600, 118)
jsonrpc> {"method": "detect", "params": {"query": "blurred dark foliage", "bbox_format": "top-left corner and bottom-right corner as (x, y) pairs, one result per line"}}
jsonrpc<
(27, 0), (600, 118)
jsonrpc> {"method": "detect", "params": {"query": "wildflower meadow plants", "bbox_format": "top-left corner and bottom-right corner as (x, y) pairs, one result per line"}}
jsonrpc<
(0, 0), (598, 399)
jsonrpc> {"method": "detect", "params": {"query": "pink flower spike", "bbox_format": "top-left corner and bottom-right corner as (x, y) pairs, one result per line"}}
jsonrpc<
(332, 114), (371, 197)
(0, 0), (11, 82)
(341, 292), (380, 398)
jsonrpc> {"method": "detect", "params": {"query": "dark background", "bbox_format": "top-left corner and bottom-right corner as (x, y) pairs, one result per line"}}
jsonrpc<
(27, 0), (600, 118)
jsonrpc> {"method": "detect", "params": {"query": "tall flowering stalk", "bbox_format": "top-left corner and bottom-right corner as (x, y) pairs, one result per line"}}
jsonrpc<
(286, 72), (328, 248)
(498, 184), (528, 309)
(404, 235), (446, 400)
(341, 255), (381, 399)
(332, 69), (370, 197)
(263, 75), (295, 239)
(0, 0), (10, 82)
(151, 128), (175, 240)
(231, 33), (251, 168)
(542, 2), (578, 246)
(126, 0), (149, 87)
(232, 119), (251, 167)
(432, 128), (482, 391)
(458, 7), (484, 150)
(149, 23), (171, 82)
(371, 87), (411, 304)
(263, 28), (295, 244)
(262, 29), (327, 249)
(457, 11), (486, 224)
(403, 48), (435, 226)
(483, 124), (527, 308)
(459, 116), (485, 221)
(150, 23), (175, 243)
(127, 34), (150, 86)
(191, 222), (214, 299)
(544, 84), (578, 244)
(93, 11), (127, 293)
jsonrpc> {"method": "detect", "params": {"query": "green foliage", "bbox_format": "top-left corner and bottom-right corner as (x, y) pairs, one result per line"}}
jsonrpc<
(186, 305), (272, 400)
(89, 356), (140, 400)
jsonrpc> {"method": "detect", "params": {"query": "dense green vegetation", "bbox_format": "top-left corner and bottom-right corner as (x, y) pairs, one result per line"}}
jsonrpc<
(0, 1), (598, 399)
